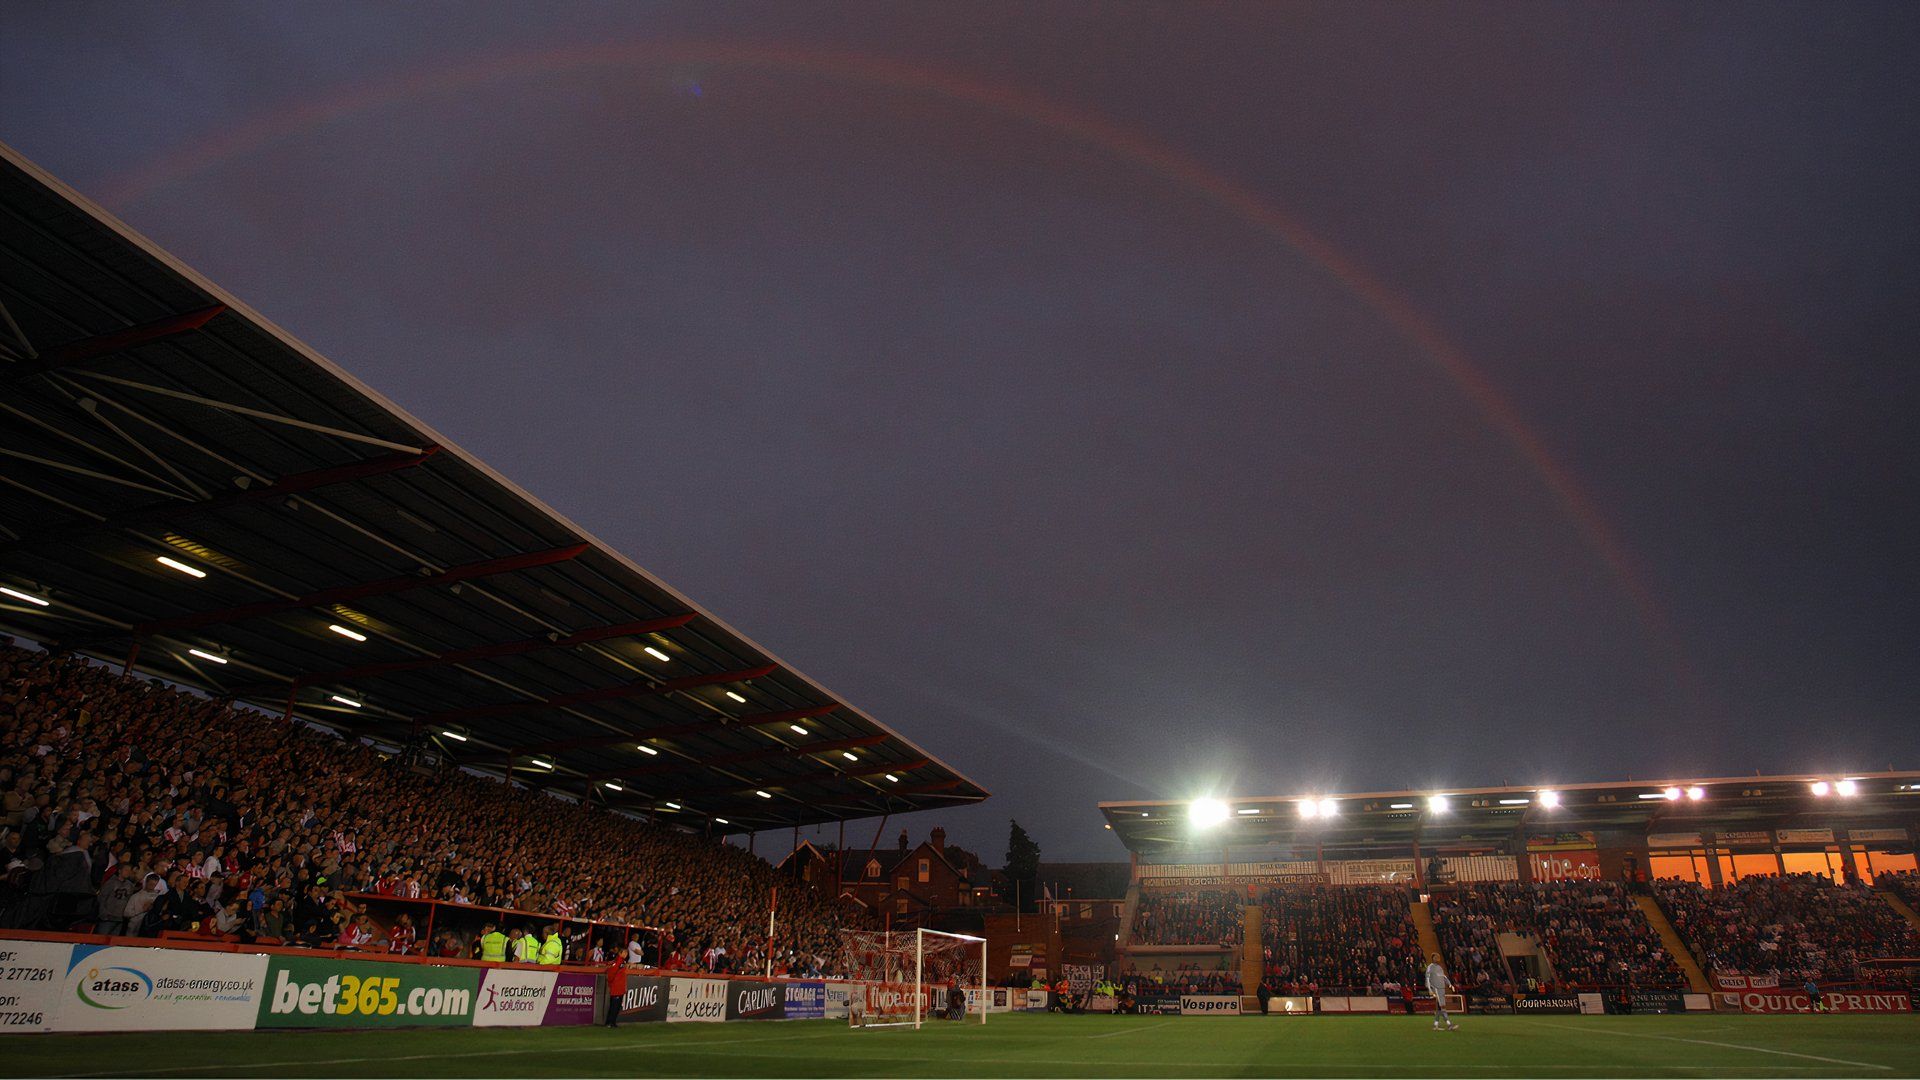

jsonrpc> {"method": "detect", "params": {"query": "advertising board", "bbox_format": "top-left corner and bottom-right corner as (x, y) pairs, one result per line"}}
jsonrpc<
(1738, 990), (1911, 1014)
(727, 979), (784, 1021)
(824, 981), (853, 1020)
(666, 976), (727, 1022)
(1179, 994), (1240, 1015)
(1262, 995), (1312, 1014)
(472, 969), (598, 1027)
(0, 940), (63, 1032)
(257, 955), (478, 1029)
(617, 976), (671, 1023)
(1528, 850), (1603, 883)
(783, 980), (826, 1020)
(1, 941), (266, 1034)
(1513, 996), (1580, 1014)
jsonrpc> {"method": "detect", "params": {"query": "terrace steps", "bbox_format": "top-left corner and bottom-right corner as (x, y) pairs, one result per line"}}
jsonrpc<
(1879, 889), (1920, 935)
(1635, 893), (1710, 993)
(1409, 899), (1443, 962)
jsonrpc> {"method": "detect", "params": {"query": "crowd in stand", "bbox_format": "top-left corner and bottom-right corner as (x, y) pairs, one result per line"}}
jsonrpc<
(1882, 871), (1920, 916)
(1434, 880), (1683, 990)
(1130, 888), (1243, 946)
(1259, 884), (1424, 994)
(1127, 964), (1241, 996)
(0, 642), (853, 974)
(1655, 873), (1920, 984)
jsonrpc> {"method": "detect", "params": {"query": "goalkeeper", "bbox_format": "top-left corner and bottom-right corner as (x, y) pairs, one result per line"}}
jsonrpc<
(1425, 954), (1458, 1031)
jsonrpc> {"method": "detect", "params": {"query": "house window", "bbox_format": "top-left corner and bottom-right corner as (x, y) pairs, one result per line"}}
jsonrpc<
(896, 876), (908, 891)
(918, 858), (930, 883)
(896, 899), (909, 915)
(866, 858), (881, 879)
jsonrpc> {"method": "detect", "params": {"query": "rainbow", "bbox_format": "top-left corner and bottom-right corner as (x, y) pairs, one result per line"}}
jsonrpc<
(102, 40), (1689, 686)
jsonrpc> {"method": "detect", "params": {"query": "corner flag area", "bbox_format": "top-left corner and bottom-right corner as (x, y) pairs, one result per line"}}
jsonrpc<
(8, 1015), (1920, 1079)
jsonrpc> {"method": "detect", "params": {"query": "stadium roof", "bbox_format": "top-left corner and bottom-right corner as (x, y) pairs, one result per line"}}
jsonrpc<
(0, 142), (987, 833)
(1099, 772), (1920, 857)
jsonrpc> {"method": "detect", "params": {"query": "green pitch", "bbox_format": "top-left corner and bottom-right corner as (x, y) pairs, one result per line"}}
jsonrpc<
(6, 1014), (1917, 1078)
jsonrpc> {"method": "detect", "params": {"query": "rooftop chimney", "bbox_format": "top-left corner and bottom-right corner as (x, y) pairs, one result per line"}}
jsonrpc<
(930, 827), (946, 853)
(898, 829), (909, 852)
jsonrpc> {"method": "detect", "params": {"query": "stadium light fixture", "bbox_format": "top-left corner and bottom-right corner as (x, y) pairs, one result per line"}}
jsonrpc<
(1835, 779), (1859, 797)
(156, 555), (207, 578)
(604, 782), (623, 792)
(530, 758), (554, 770)
(1662, 786), (1682, 801)
(327, 623), (367, 642)
(1537, 790), (1561, 808)
(664, 801), (681, 810)
(440, 730), (468, 741)
(1636, 792), (1668, 800)
(1237, 807), (1262, 815)
(755, 790), (773, 799)
(1389, 802), (1415, 810)
(1190, 798), (1230, 826)
(725, 691), (747, 703)
(843, 751), (859, 761)
(1317, 797), (1338, 817)
(187, 648), (227, 664)
(1810, 780), (1831, 797)
(1497, 798), (1530, 806)
(1297, 799), (1319, 819)
(637, 744), (659, 755)
(789, 724), (809, 735)
(1685, 786), (1706, 801)
(330, 695), (361, 708)
(1427, 795), (1449, 813)
(714, 817), (729, 825)
(885, 774), (900, 783)
(643, 646), (671, 662)
(0, 585), (50, 607)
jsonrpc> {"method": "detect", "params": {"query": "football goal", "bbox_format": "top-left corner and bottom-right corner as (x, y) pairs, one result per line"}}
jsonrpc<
(841, 928), (988, 1029)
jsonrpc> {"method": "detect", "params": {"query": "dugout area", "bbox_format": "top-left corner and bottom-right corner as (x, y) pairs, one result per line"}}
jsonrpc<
(5, 1013), (1919, 1078)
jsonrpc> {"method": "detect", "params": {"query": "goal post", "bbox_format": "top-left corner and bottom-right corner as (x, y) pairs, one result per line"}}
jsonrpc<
(842, 927), (989, 1030)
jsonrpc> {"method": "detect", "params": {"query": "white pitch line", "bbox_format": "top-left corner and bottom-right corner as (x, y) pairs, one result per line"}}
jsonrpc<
(1088, 1019), (1177, 1039)
(1525, 1019), (1893, 1072)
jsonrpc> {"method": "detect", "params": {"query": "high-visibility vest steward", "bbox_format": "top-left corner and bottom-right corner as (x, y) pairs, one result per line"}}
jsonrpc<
(479, 931), (508, 962)
(539, 934), (564, 965)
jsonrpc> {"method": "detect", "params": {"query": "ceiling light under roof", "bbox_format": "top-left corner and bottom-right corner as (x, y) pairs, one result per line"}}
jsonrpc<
(725, 691), (747, 703)
(1389, 802), (1415, 810)
(1498, 798), (1530, 806)
(1810, 780), (1831, 796)
(637, 744), (659, 756)
(187, 648), (227, 664)
(714, 817), (729, 825)
(330, 694), (362, 708)
(755, 790), (773, 799)
(440, 730), (468, 742)
(156, 555), (207, 578)
(604, 782), (623, 791)
(885, 774), (900, 783)
(530, 758), (554, 770)
(1298, 799), (1319, 819)
(789, 724), (808, 735)
(1637, 792), (1669, 800)
(842, 751), (858, 761)
(327, 623), (367, 641)
(1317, 797), (1338, 817)
(643, 646), (671, 662)
(1662, 787), (1683, 801)
(1237, 807), (1262, 815)
(664, 801), (681, 810)
(0, 586), (50, 607)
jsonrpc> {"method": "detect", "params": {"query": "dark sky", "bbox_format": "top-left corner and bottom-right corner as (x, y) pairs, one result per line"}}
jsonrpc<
(5, 2), (1917, 861)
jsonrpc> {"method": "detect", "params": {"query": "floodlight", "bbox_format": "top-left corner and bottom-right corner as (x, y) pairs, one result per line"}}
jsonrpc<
(1190, 798), (1230, 826)
(1662, 787), (1682, 801)
(1427, 795), (1449, 813)
(1297, 799), (1319, 819)
(1810, 780), (1831, 797)
(1537, 790), (1561, 808)
(1685, 786), (1705, 801)
(1317, 797), (1338, 817)
(1835, 779), (1858, 797)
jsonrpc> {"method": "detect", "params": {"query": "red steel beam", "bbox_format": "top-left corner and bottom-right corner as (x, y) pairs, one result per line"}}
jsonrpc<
(134, 542), (589, 636)
(509, 704), (841, 755)
(427, 662), (778, 723)
(293, 612), (695, 687)
(12, 304), (226, 378)
(2, 447), (441, 553)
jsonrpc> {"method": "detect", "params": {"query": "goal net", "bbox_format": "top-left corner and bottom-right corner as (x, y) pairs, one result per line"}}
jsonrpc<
(841, 928), (987, 1029)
